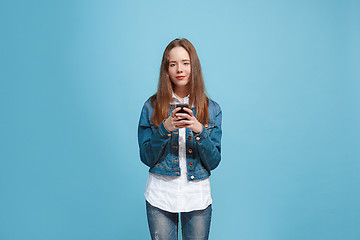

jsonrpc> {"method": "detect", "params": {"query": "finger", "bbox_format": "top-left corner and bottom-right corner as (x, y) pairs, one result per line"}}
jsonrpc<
(172, 107), (182, 114)
(176, 120), (192, 126)
(175, 123), (188, 129)
(182, 107), (193, 116)
(171, 107), (181, 118)
(176, 113), (191, 120)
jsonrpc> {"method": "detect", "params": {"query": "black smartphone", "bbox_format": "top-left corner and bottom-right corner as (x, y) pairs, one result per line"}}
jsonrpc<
(174, 103), (190, 120)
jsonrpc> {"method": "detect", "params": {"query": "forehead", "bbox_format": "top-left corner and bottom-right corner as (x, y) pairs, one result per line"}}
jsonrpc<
(168, 47), (190, 61)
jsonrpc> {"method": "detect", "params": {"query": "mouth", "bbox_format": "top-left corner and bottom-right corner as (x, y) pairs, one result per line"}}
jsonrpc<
(176, 76), (185, 80)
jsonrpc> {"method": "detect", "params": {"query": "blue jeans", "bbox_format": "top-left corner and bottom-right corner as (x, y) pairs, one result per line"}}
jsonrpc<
(146, 201), (212, 240)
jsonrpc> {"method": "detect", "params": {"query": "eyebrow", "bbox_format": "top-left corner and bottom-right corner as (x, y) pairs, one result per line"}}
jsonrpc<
(169, 59), (190, 63)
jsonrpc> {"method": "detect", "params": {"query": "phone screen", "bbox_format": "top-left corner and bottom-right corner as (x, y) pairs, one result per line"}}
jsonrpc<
(174, 103), (190, 120)
(175, 103), (190, 114)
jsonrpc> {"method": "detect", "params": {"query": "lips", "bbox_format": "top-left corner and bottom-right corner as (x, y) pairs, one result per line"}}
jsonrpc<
(176, 76), (185, 80)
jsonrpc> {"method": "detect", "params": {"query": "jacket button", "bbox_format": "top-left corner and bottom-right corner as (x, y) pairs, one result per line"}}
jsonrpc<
(167, 133), (171, 137)
(196, 137), (200, 141)
(189, 162), (193, 167)
(190, 175), (195, 180)
(204, 124), (208, 127)
(188, 148), (192, 153)
(188, 135), (192, 140)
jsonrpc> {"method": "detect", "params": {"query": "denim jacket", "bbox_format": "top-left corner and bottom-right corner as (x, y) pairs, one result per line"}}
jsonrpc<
(138, 97), (222, 181)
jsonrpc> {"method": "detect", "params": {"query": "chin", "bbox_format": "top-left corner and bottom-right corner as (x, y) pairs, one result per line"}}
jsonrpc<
(172, 79), (189, 87)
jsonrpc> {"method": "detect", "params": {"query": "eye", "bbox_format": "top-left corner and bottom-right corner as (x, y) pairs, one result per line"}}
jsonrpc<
(169, 63), (176, 67)
(184, 62), (190, 65)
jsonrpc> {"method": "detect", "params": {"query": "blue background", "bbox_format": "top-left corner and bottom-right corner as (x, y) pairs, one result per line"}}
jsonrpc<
(1, 0), (359, 239)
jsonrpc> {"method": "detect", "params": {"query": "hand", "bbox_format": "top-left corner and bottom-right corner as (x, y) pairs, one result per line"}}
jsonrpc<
(171, 107), (203, 134)
(163, 107), (182, 132)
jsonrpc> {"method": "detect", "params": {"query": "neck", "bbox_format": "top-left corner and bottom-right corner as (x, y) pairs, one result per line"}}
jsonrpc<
(173, 86), (189, 99)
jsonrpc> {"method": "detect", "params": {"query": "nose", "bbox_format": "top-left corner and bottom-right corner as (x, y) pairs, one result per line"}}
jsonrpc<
(177, 66), (183, 73)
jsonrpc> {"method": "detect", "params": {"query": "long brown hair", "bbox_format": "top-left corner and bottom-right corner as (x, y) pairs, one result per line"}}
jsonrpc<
(151, 38), (209, 126)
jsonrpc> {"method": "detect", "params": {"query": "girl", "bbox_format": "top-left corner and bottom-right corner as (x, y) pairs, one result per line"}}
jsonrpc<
(138, 38), (222, 240)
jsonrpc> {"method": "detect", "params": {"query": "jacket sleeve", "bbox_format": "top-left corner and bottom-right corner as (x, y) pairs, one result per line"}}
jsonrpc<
(138, 104), (171, 168)
(193, 105), (222, 172)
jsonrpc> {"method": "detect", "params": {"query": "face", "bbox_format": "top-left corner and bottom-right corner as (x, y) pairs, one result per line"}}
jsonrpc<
(168, 47), (191, 89)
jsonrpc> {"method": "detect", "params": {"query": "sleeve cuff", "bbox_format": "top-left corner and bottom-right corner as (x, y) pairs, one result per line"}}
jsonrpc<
(159, 121), (171, 138)
(194, 125), (207, 142)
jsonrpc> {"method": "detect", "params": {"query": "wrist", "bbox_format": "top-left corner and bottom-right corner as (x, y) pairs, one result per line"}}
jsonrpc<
(193, 123), (203, 134)
(163, 118), (172, 132)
